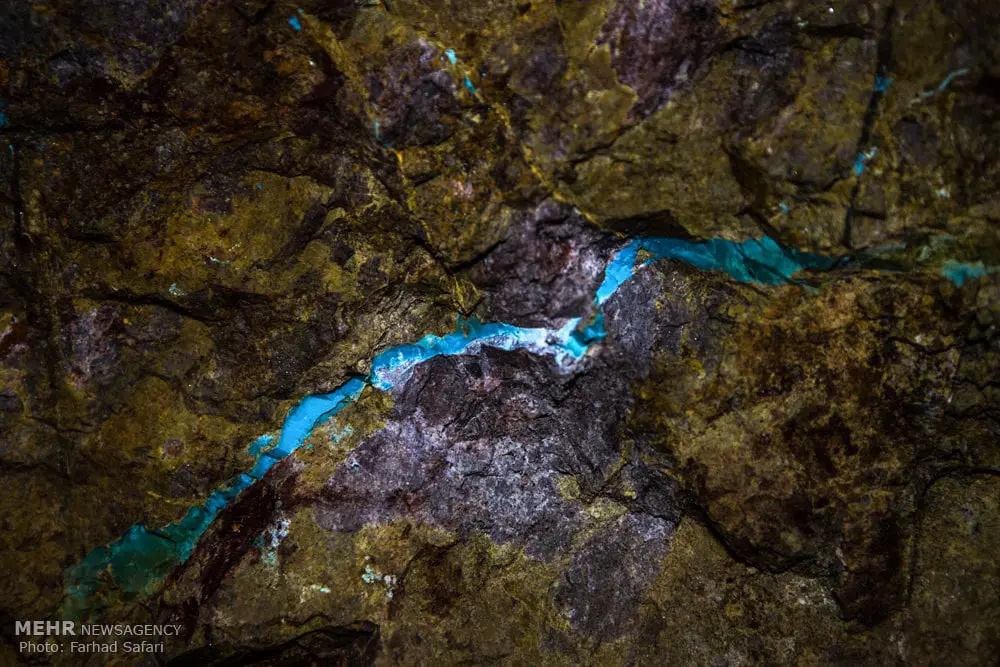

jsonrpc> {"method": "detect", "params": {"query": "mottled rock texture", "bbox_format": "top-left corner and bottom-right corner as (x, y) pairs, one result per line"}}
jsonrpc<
(1, 0), (999, 665)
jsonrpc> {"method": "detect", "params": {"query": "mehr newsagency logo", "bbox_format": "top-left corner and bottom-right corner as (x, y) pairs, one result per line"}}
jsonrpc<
(15, 620), (182, 655)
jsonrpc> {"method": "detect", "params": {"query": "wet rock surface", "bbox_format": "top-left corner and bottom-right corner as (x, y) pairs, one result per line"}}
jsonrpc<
(1, 0), (999, 665)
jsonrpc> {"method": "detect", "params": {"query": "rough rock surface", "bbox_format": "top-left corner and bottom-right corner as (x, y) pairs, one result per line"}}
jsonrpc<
(1, 0), (999, 665)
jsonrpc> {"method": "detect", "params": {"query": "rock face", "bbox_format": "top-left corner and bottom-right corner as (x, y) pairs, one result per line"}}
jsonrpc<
(1, 1), (999, 665)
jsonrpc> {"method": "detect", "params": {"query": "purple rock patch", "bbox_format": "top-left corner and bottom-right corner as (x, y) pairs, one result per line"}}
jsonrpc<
(597, 0), (721, 118)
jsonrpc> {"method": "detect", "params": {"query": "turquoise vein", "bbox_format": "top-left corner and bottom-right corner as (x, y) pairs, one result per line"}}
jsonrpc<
(57, 234), (875, 617)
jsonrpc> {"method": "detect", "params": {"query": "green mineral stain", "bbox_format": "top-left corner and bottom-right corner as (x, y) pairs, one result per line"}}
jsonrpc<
(941, 260), (1000, 287)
